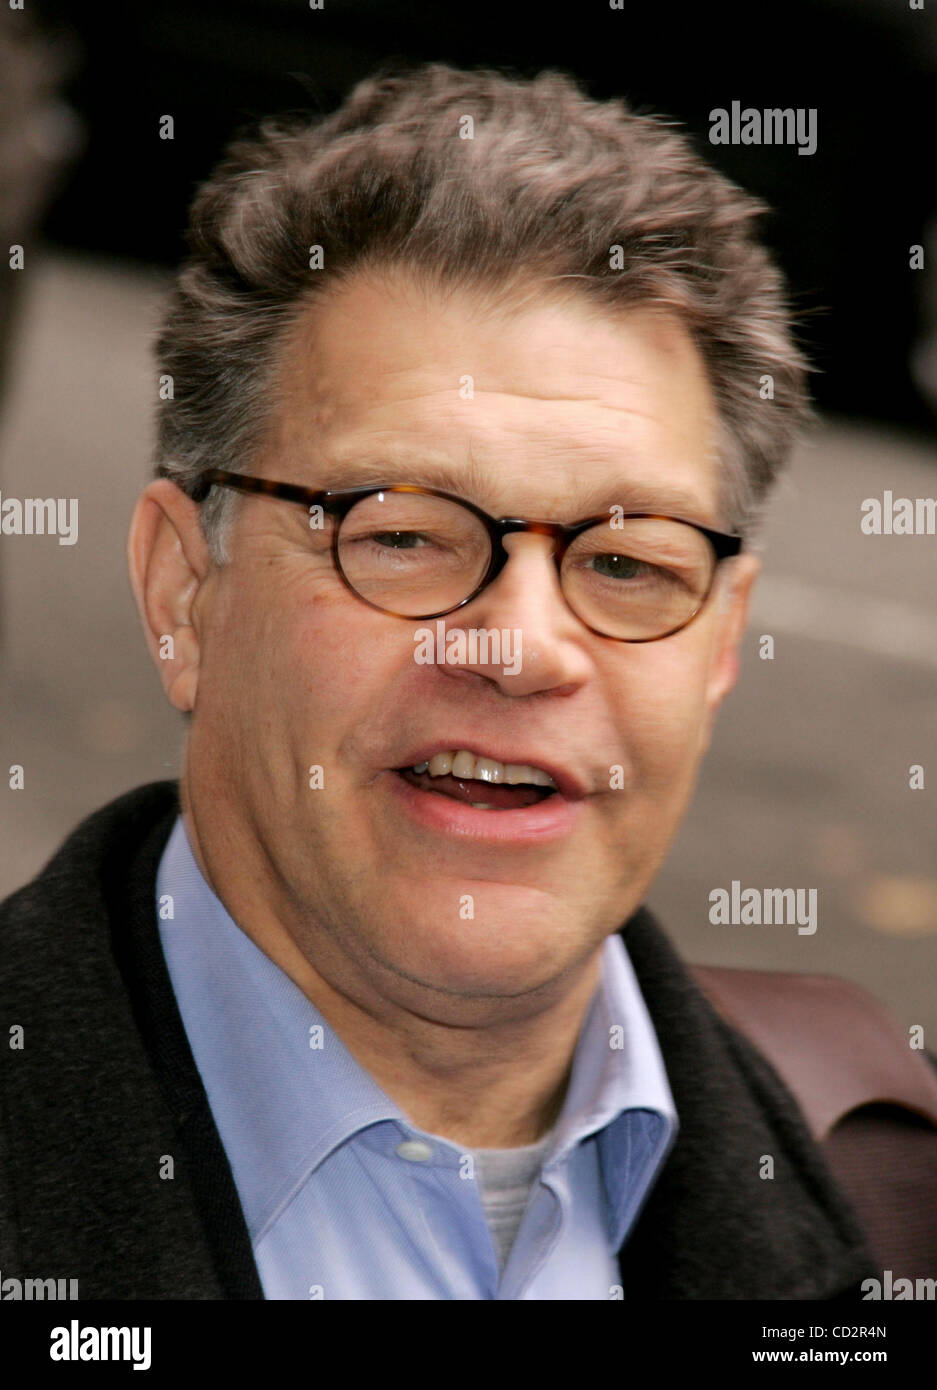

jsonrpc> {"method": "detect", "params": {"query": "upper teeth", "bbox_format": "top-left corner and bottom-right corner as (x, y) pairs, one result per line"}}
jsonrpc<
(411, 750), (556, 788)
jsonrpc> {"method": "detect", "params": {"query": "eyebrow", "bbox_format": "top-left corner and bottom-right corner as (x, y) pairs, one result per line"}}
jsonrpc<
(301, 450), (714, 525)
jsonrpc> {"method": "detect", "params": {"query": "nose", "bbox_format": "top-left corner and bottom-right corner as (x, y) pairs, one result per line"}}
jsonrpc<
(437, 532), (593, 697)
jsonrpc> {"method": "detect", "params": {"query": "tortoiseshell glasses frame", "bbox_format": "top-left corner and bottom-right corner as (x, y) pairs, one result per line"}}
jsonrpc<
(176, 466), (744, 642)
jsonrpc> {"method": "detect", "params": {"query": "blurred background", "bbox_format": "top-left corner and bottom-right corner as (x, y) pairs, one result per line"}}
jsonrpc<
(1, 0), (935, 1033)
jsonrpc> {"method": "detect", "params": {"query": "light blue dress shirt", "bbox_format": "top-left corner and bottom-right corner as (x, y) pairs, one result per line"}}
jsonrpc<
(156, 815), (678, 1299)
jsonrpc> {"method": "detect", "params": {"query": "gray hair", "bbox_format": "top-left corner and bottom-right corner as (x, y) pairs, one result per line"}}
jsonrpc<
(154, 62), (814, 563)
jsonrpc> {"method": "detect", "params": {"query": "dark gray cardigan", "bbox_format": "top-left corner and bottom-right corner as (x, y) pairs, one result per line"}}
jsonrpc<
(0, 782), (876, 1299)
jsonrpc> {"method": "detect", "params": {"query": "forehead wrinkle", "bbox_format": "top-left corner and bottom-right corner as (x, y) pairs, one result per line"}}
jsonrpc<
(285, 440), (713, 525)
(292, 390), (680, 462)
(290, 379), (667, 421)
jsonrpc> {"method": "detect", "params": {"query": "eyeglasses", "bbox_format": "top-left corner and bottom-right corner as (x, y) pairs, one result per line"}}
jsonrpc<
(182, 467), (743, 642)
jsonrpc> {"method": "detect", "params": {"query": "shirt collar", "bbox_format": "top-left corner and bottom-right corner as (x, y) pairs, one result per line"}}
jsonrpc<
(156, 814), (677, 1244)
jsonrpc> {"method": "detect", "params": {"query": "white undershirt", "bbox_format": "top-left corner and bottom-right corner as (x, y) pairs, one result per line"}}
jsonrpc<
(472, 1131), (556, 1272)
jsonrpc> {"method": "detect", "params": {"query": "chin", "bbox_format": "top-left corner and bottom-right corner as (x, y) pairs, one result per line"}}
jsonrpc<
(380, 896), (585, 994)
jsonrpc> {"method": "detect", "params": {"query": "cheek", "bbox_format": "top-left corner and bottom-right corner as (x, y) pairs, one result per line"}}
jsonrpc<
(277, 590), (364, 717)
(612, 643), (714, 795)
(277, 585), (411, 757)
(200, 566), (353, 759)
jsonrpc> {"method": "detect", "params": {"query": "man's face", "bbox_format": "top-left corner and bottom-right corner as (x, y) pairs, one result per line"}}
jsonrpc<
(156, 268), (757, 1014)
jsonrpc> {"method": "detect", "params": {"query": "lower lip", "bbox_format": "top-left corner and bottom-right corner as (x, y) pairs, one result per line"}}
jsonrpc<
(385, 771), (585, 844)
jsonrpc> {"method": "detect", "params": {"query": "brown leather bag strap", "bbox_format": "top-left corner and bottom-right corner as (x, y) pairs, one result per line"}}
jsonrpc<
(691, 965), (937, 1274)
(691, 965), (937, 1141)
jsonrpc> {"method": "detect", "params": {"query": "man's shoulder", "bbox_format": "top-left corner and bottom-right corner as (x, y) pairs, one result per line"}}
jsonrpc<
(0, 777), (181, 1068)
(615, 907), (878, 1299)
(0, 780), (180, 939)
(0, 779), (244, 1298)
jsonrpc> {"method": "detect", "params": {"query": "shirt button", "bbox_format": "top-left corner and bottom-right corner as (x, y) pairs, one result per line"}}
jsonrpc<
(396, 1139), (434, 1162)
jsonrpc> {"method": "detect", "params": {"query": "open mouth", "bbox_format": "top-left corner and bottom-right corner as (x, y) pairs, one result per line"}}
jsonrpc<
(395, 750), (558, 811)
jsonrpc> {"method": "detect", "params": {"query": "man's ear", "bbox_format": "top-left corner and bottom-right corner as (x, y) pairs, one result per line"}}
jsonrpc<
(127, 479), (214, 713)
(698, 552), (761, 753)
